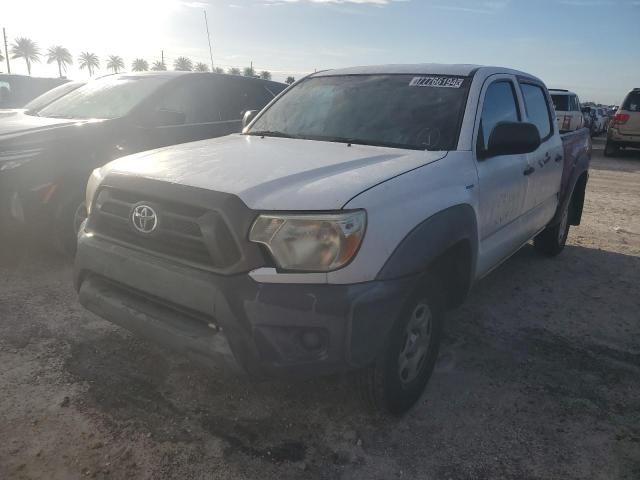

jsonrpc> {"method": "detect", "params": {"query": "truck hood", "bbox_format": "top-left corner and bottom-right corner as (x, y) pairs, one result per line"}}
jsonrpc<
(101, 134), (447, 210)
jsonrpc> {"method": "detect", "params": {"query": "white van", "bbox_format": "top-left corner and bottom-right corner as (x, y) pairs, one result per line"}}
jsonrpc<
(550, 89), (584, 132)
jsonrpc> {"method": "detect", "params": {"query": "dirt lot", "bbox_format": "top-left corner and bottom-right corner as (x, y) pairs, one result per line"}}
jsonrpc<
(1, 138), (639, 480)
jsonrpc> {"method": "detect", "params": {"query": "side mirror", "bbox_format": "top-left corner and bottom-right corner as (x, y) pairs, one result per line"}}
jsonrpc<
(153, 108), (186, 127)
(485, 122), (541, 158)
(242, 110), (258, 130)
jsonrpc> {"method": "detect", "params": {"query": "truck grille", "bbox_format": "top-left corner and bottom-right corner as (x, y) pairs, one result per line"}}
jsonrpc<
(89, 188), (241, 269)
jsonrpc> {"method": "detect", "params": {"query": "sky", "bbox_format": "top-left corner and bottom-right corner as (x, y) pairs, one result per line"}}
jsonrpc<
(2, 0), (639, 104)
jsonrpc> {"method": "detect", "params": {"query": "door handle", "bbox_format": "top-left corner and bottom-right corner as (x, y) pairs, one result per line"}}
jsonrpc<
(523, 166), (535, 176)
(555, 154), (563, 163)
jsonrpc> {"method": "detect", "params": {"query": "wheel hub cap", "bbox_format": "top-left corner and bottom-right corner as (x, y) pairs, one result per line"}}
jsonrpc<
(398, 302), (432, 385)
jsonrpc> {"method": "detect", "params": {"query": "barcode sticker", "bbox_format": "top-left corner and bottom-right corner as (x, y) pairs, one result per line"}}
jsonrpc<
(409, 76), (465, 88)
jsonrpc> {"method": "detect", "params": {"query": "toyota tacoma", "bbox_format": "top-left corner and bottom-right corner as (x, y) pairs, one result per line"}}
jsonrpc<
(75, 64), (591, 414)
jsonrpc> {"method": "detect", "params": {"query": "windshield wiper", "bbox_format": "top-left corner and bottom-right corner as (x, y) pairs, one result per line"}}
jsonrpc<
(307, 135), (424, 151)
(40, 113), (74, 119)
(246, 130), (297, 139)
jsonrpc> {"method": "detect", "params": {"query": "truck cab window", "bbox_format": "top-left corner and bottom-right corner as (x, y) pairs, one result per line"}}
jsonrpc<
(478, 81), (520, 152)
(521, 83), (552, 139)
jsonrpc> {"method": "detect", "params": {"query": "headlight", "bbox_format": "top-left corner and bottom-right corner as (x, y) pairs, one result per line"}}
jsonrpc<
(249, 211), (366, 272)
(85, 168), (104, 216)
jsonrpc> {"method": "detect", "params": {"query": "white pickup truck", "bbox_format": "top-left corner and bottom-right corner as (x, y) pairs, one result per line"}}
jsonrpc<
(75, 64), (591, 415)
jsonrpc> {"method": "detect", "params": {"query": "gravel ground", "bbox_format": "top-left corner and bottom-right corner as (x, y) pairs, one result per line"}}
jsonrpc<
(1, 138), (639, 480)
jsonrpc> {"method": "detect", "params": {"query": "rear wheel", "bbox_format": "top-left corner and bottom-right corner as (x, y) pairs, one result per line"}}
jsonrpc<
(53, 195), (86, 256)
(604, 141), (620, 157)
(359, 279), (444, 415)
(534, 201), (570, 256)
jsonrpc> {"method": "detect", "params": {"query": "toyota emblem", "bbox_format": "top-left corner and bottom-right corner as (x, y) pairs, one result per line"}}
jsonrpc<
(130, 204), (158, 234)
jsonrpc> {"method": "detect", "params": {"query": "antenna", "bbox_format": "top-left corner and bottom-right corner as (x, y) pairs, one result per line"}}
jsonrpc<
(204, 10), (214, 72)
(3, 28), (10, 73)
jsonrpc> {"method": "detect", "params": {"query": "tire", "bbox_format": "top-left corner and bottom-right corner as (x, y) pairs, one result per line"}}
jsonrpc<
(604, 141), (619, 157)
(53, 195), (87, 256)
(358, 278), (444, 416)
(534, 201), (570, 257)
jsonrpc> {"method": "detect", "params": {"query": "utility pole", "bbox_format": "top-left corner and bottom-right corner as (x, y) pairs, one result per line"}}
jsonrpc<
(203, 10), (214, 71)
(161, 50), (164, 66)
(3, 28), (10, 74)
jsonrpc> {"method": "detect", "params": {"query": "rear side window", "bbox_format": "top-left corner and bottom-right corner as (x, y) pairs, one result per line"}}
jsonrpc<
(551, 94), (569, 112)
(216, 78), (283, 121)
(622, 92), (640, 112)
(478, 81), (520, 152)
(521, 83), (552, 140)
(154, 77), (220, 124)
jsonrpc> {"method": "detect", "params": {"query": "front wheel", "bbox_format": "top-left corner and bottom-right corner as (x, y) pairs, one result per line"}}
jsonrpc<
(53, 195), (86, 256)
(358, 280), (444, 415)
(534, 202), (570, 257)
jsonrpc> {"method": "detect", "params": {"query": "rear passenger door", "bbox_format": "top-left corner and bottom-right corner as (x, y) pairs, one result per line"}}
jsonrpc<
(474, 76), (531, 276)
(519, 82), (564, 237)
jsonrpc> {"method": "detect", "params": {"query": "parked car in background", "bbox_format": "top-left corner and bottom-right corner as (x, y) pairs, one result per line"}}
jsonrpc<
(582, 106), (597, 136)
(550, 89), (584, 132)
(0, 81), (86, 118)
(589, 106), (607, 135)
(0, 74), (69, 108)
(598, 107), (610, 132)
(605, 88), (640, 156)
(75, 64), (591, 415)
(0, 72), (287, 253)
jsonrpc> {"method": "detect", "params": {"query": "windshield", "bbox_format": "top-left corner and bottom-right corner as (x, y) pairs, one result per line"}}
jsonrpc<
(247, 74), (471, 151)
(24, 81), (85, 113)
(551, 94), (569, 112)
(37, 75), (170, 119)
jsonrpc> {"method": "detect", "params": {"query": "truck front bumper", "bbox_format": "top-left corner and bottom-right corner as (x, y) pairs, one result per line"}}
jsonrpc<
(74, 232), (416, 378)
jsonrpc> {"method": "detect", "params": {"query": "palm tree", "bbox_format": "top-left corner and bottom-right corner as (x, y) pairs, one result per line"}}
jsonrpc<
(259, 70), (272, 81)
(151, 60), (167, 71)
(213, 67), (225, 74)
(132, 58), (149, 72)
(106, 55), (124, 73)
(173, 57), (193, 71)
(46, 46), (72, 78)
(227, 67), (241, 75)
(243, 66), (255, 77)
(78, 52), (100, 77)
(194, 62), (209, 72)
(11, 37), (40, 76)
(285, 76), (295, 85)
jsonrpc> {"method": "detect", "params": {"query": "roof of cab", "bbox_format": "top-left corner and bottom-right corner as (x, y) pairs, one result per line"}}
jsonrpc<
(311, 63), (540, 80)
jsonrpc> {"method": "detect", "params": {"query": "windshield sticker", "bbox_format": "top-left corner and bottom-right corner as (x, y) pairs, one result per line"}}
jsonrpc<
(410, 76), (465, 88)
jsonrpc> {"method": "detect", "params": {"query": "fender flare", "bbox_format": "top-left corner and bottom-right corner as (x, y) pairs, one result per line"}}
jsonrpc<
(376, 204), (478, 282)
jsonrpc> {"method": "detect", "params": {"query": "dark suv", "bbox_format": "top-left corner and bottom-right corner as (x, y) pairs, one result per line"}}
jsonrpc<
(0, 72), (287, 252)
